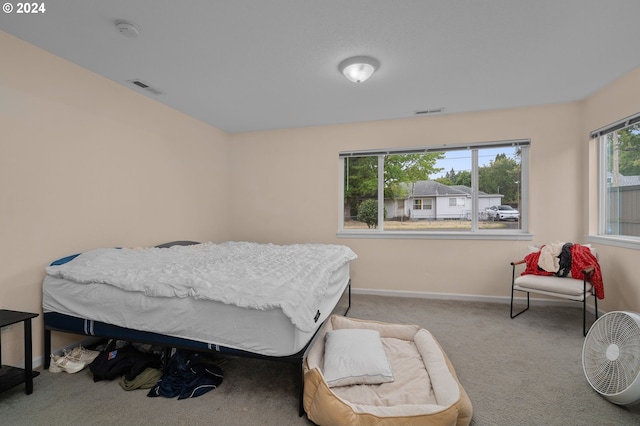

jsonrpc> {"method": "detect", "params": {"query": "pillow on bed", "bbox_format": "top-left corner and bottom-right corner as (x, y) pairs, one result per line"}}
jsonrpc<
(323, 329), (394, 388)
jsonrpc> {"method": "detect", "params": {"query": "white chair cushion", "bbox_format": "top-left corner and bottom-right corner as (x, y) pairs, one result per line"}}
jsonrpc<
(514, 274), (592, 297)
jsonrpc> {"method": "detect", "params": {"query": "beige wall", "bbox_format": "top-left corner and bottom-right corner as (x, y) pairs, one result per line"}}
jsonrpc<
(0, 31), (232, 365)
(582, 66), (640, 312)
(230, 70), (640, 313)
(2, 27), (640, 367)
(229, 103), (584, 294)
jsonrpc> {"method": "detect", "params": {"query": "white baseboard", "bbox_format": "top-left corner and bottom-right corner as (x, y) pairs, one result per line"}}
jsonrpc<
(351, 287), (602, 314)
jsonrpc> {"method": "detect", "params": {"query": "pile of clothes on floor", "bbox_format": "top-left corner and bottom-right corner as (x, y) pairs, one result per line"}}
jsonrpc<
(49, 340), (223, 399)
(146, 348), (223, 399)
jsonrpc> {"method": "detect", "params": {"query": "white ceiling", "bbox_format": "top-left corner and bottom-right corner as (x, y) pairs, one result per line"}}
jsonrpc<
(2, 0), (640, 133)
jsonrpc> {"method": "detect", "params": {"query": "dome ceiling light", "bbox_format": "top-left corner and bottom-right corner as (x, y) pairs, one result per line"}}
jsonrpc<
(338, 56), (380, 83)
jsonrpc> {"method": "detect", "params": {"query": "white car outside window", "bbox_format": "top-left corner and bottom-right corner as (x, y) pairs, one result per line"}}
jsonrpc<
(486, 205), (519, 221)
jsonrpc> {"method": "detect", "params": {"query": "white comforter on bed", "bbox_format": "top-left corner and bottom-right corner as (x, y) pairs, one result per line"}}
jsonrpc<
(45, 241), (357, 332)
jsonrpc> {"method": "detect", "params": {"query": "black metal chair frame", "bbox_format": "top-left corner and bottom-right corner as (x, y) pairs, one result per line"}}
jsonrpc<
(510, 261), (599, 336)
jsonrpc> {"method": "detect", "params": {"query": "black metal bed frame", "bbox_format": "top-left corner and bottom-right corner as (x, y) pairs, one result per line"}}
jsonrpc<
(43, 281), (351, 416)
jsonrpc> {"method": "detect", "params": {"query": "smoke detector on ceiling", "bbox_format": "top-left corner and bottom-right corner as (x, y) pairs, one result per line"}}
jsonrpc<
(115, 20), (140, 38)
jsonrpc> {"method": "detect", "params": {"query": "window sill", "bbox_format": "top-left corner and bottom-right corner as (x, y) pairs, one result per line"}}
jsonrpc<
(337, 230), (533, 241)
(586, 235), (640, 250)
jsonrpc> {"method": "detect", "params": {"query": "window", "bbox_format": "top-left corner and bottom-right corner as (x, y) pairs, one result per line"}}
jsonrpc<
(340, 140), (529, 237)
(413, 199), (433, 210)
(592, 114), (640, 242)
(449, 197), (465, 207)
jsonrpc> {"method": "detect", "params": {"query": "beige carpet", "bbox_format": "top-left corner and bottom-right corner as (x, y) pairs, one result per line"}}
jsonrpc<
(2, 294), (640, 425)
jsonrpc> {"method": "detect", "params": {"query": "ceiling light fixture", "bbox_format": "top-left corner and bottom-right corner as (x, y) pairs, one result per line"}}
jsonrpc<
(338, 56), (380, 83)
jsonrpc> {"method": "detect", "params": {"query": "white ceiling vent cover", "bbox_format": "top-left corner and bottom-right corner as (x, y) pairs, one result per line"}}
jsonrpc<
(127, 79), (163, 95)
(415, 108), (445, 115)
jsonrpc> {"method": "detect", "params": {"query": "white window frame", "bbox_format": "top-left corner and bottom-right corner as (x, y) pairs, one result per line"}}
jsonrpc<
(588, 113), (640, 250)
(338, 140), (532, 240)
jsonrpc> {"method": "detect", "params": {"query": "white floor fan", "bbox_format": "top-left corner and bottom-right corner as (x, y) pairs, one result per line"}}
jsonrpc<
(582, 311), (640, 405)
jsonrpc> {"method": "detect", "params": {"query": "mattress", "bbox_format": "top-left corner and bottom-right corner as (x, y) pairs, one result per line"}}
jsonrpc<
(43, 242), (354, 357)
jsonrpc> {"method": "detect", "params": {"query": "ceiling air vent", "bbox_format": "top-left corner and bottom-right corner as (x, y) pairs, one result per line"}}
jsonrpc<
(127, 79), (163, 95)
(415, 108), (444, 115)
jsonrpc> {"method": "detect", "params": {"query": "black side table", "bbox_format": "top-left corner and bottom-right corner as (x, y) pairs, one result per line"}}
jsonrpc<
(0, 309), (39, 394)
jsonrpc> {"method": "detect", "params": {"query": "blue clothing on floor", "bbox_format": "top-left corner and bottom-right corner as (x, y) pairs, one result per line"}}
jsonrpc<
(147, 349), (223, 399)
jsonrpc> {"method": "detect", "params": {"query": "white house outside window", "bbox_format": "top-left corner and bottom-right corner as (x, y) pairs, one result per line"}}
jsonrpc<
(339, 140), (530, 239)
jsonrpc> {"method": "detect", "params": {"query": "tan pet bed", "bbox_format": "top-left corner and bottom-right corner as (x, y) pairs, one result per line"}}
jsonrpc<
(303, 315), (472, 425)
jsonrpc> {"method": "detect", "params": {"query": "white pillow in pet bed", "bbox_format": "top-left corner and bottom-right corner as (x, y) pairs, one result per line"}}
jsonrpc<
(323, 328), (394, 388)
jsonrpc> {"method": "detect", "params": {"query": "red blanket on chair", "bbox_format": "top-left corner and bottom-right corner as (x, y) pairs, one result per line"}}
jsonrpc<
(523, 244), (604, 299)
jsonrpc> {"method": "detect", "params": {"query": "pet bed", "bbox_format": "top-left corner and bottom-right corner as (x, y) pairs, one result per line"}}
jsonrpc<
(303, 315), (472, 425)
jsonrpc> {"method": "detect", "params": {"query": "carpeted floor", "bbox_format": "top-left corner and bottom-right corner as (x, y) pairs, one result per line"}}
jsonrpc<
(2, 294), (640, 425)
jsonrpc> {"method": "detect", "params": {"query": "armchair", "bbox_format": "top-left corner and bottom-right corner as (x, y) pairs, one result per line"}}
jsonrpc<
(510, 244), (601, 336)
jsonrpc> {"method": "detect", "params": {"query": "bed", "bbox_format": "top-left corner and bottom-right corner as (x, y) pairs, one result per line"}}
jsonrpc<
(42, 240), (356, 415)
(304, 315), (473, 425)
